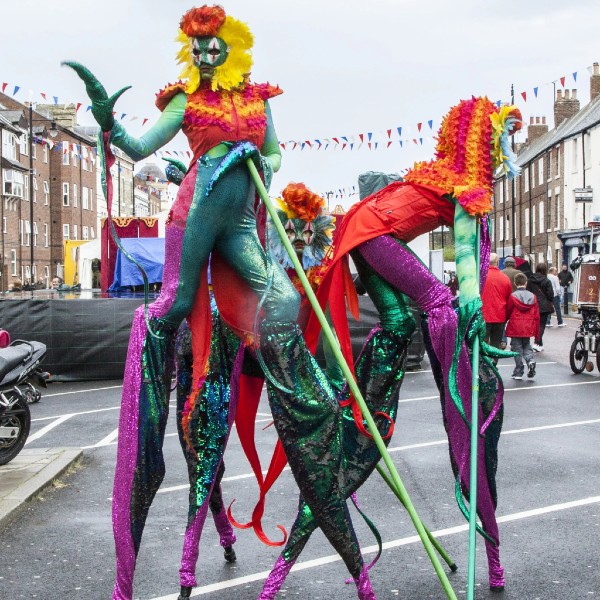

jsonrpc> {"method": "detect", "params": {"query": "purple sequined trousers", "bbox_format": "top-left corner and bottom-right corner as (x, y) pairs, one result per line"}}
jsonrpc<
(258, 555), (297, 600)
(112, 164), (199, 600)
(356, 235), (503, 585)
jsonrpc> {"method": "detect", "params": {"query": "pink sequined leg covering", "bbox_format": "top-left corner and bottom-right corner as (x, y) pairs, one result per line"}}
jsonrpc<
(258, 556), (296, 600)
(486, 540), (505, 589)
(354, 565), (377, 600)
(212, 501), (236, 548)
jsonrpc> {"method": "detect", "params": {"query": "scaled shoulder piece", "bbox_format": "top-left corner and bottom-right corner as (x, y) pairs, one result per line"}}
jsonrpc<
(250, 82), (284, 101)
(155, 82), (187, 111)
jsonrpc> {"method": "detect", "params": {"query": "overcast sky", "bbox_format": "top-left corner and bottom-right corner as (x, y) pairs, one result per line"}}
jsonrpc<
(3, 0), (600, 208)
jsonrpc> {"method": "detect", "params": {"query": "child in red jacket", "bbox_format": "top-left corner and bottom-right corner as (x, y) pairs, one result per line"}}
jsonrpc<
(506, 272), (540, 380)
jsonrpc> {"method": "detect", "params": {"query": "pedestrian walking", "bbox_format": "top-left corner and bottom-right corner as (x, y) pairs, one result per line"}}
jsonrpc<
(501, 256), (520, 291)
(506, 272), (539, 380)
(558, 263), (574, 314)
(526, 262), (554, 352)
(547, 267), (565, 327)
(482, 252), (513, 351)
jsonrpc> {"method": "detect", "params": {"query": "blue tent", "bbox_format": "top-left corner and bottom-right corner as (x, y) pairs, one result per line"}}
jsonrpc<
(109, 238), (165, 291)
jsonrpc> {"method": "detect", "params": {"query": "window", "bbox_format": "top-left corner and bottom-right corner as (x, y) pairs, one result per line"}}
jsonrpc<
(2, 130), (17, 160)
(548, 153), (553, 180)
(32, 140), (36, 159)
(539, 201), (545, 233)
(19, 132), (28, 156)
(73, 224), (78, 240)
(33, 222), (38, 247)
(524, 166), (529, 192)
(572, 138), (578, 172)
(584, 132), (592, 168)
(44, 266), (50, 286)
(532, 205), (536, 236)
(24, 176), (29, 203)
(43, 144), (48, 163)
(538, 158), (543, 186)
(555, 194), (561, 230)
(33, 178), (37, 203)
(525, 208), (530, 237)
(89, 188), (93, 211)
(44, 223), (49, 247)
(83, 226), (89, 240)
(63, 182), (70, 206)
(556, 146), (561, 178)
(2, 217), (6, 233)
(63, 224), (70, 240)
(73, 183), (78, 208)
(90, 226), (95, 239)
(3, 169), (24, 197)
(82, 186), (89, 210)
(497, 217), (504, 241)
(43, 180), (49, 205)
(10, 250), (17, 276)
(20, 220), (31, 247)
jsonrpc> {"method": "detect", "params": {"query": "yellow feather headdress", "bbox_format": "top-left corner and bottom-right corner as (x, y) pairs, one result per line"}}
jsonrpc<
(176, 8), (254, 93)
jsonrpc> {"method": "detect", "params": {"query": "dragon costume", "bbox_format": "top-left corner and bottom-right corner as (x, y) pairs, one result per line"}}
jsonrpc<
(66, 6), (381, 599)
(303, 97), (522, 592)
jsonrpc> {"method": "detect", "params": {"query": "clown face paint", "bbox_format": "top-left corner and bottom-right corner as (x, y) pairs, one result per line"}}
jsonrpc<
(192, 36), (229, 79)
(285, 219), (316, 257)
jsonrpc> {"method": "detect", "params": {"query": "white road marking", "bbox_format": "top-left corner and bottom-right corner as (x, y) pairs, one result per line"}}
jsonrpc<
(149, 495), (600, 599)
(43, 384), (122, 397)
(25, 414), (72, 444)
(148, 418), (600, 498)
(89, 428), (119, 448)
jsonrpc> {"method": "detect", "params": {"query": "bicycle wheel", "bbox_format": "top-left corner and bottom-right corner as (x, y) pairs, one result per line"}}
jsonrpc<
(569, 338), (588, 374)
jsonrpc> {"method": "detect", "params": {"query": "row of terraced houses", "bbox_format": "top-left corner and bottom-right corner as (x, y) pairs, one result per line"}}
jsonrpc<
(0, 93), (165, 291)
(492, 63), (600, 266)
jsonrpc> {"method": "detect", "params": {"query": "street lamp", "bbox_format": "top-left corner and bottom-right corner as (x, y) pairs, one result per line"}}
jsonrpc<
(28, 103), (58, 286)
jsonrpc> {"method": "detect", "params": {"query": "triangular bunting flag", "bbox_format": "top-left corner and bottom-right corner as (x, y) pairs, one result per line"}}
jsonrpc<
(13, 86), (20, 96)
(533, 87), (539, 97)
(417, 123), (422, 132)
(573, 71), (578, 82)
(521, 91), (527, 101)
(560, 76), (565, 87)
(428, 120), (433, 129)
(397, 126), (402, 137)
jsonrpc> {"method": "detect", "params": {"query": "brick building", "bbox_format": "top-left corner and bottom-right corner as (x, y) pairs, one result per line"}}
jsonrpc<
(492, 63), (600, 267)
(0, 92), (98, 290)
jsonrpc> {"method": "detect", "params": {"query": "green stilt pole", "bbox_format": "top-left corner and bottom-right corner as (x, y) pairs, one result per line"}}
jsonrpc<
(247, 160), (458, 600)
(375, 464), (457, 571)
(466, 224), (482, 600)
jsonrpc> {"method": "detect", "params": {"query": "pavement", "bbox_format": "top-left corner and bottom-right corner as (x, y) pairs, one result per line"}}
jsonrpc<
(0, 311), (584, 529)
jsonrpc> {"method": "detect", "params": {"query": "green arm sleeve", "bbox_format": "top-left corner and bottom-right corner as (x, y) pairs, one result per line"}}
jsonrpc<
(109, 93), (186, 162)
(261, 101), (282, 173)
(453, 202), (479, 306)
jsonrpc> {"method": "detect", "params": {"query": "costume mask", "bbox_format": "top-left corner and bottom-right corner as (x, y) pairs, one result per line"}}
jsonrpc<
(285, 219), (316, 257)
(192, 36), (229, 68)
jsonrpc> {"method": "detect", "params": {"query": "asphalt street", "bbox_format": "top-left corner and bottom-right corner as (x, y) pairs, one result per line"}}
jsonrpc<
(0, 317), (599, 599)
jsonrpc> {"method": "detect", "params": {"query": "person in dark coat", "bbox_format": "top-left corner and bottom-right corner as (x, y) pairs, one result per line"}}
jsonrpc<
(526, 262), (554, 351)
(558, 263), (574, 312)
(501, 256), (520, 291)
(506, 272), (540, 379)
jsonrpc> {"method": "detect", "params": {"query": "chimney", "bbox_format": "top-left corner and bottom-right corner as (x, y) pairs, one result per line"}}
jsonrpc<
(591, 62), (600, 102)
(527, 115), (549, 144)
(554, 88), (580, 127)
(37, 103), (78, 128)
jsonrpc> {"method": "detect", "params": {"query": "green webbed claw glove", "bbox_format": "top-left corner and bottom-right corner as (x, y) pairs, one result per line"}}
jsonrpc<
(62, 61), (131, 132)
(162, 157), (188, 186)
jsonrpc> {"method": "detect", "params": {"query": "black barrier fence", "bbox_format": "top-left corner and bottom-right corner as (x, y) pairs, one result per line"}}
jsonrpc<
(0, 292), (150, 381)
(0, 292), (425, 382)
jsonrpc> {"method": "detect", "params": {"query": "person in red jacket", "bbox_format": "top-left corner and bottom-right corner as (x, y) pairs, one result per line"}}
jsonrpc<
(482, 253), (513, 351)
(506, 272), (540, 380)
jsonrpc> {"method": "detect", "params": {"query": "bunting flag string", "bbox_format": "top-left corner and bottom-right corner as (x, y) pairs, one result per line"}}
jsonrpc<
(1, 59), (595, 155)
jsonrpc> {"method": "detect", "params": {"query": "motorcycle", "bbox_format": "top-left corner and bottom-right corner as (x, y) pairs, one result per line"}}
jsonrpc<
(0, 340), (49, 466)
